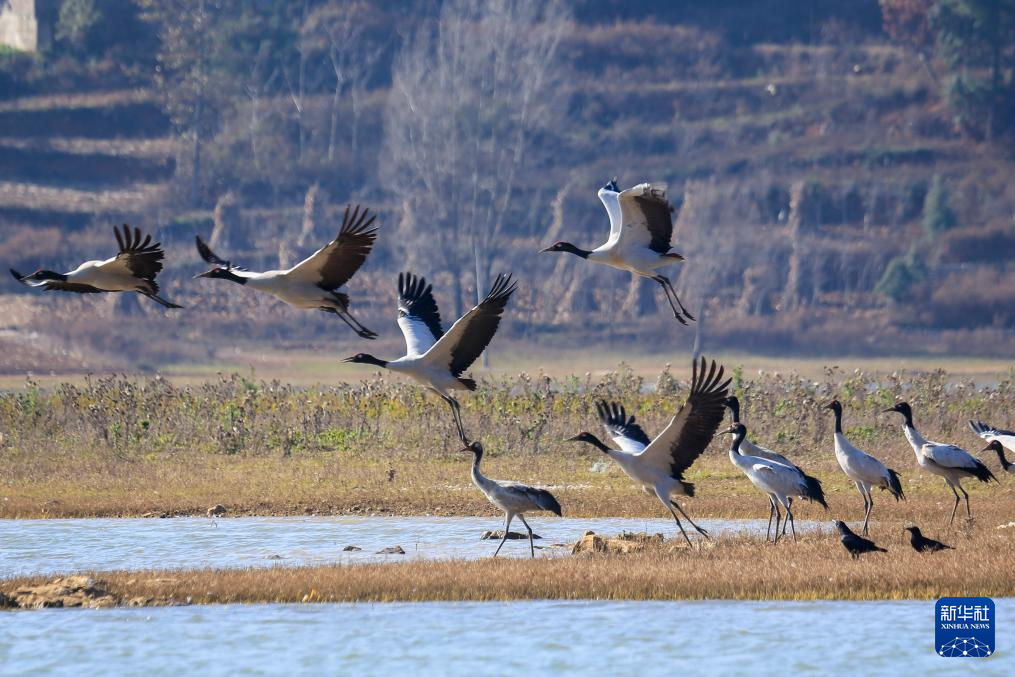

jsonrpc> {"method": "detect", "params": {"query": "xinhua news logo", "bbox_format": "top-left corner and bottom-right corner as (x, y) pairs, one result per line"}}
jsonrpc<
(935, 597), (995, 657)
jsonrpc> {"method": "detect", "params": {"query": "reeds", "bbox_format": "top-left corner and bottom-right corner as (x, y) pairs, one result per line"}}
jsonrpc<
(4, 527), (1014, 604)
(0, 367), (1012, 519)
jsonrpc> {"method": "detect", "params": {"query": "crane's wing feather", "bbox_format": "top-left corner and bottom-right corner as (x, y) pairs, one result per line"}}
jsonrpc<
(422, 274), (516, 376)
(194, 235), (242, 269)
(616, 183), (675, 255)
(596, 400), (650, 453)
(288, 204), (378, 290)
(636, 357), (732, 480)
(598, 186), (623, 244)
(397, 272), (444, 357)
(110, 224), (165, 284)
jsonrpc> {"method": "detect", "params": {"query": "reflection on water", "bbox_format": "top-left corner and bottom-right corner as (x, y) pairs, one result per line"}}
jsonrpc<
(0, 515), (826, 577)
(1, 599), (1010, 675)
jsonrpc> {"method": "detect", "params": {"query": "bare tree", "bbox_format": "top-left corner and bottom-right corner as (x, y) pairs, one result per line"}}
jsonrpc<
(380, 0), (573, 317)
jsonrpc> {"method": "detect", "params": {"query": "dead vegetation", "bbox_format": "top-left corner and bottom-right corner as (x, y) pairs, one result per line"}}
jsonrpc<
(0, 367), (1012, 520)
(3, 526), (1014, 606)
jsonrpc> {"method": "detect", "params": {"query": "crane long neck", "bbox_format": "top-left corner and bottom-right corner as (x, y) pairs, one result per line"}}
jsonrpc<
(582, 434), (613, 454)
(832, 407), (843, 434)
(729, 432), (745, 457)
(997, 447), (1012, 471)
(560, 242), (592, 259)
(470, 451), (492, 491)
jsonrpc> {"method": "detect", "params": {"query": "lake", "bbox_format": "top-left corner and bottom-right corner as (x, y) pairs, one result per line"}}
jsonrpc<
(0, 515), (825, 577)
(1, 599), (1010, 675)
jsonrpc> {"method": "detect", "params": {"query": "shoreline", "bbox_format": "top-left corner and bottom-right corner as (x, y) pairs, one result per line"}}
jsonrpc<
(3, 529), (1014, 608)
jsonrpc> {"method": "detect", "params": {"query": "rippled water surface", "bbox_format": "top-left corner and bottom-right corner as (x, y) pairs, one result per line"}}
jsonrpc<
(0, 515), (825, 576)
(1, 599), (1011, 675)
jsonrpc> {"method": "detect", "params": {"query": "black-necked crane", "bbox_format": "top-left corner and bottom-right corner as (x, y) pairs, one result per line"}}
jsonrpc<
(540, 179), (694, 324)
(463, 441), (561, 558)
(566, 357), (730, 545)
(194, 204), (378, 339)
(11, 224), (181, 309)
(824, 399), (904, 535)
(725, 395), (827, 539)
(968, 420), (1015, 474)
(343, 273), (516, 445)
(885, 402), (997, 524)
(720, 422), (827, 543)
(904, 526), (953, 553)
(835, 520), (887, 559)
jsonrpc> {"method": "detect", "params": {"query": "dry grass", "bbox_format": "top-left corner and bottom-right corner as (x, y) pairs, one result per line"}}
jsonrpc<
(4, 527), (1015, 604)
(1, 366), (1013, 519)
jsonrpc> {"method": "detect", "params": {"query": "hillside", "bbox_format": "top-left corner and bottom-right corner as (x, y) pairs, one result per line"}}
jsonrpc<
(0, 0), (1012, 372)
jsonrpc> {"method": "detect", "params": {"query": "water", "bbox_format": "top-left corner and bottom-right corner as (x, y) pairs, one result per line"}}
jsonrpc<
(0, 515), (824, 576)
(1, 599), (1010, 675)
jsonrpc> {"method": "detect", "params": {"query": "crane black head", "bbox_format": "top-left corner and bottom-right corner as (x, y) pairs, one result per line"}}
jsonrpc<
(342, 353), (389, 368)
(982, 439), (1009, 466)
(565, 431), (610, 453)
(823, 399), (842, 414)
(539, 241), (591, 259)
(461, 440), (483, 458)
(195, 266), (246, 284)
(883, 401), (914, 427)
(724, 395), (741, 422)
(604, 177), (619, 192)
(14, 268), (65, 282)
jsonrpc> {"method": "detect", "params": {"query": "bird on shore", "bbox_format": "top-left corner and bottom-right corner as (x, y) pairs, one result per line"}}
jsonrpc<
(566, 357), (730, 545)
(968, 420), (1015, 474)
(885, 402), (997, 524)
(344, 273), (517, 445)
(835, 520), (887, 559)
(194, 204), (378, 339)
(721, 422), (828, 543)
(904, 526), (954, 553)
(824, 400), (904, 536)
(725, 395), (826, 539)
(463, 441), (561, 558)
(11, 224), (182, 308)
(540, 179), (694, 324)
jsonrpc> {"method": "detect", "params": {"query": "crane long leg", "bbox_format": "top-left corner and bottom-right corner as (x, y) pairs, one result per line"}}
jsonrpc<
(772, 500), (782, 544)
(781, 496), (793, 537)
(442, 395), (469, 445)
(766, 496), (776, 542)
(666, 504), (693, 546)
(947, 482), (961, 525)
(959, 484), (972, 520)
(341, 310), (378, 340)
(493, 513), (514, 557)
(785, 500), (797, 542)
(862, 489), (874, 537)
(653, 276), (688, 325)
(671, 501), (709, 539)
(660, 275), (695, 321)
(518, 514), (535, 559)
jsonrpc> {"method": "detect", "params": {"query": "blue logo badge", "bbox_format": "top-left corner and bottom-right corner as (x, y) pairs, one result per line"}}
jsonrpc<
(936, 597), (995, 657)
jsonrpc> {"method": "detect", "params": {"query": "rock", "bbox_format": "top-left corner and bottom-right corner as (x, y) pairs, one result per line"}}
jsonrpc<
(480, 530), (541, 540)
(571, 530), (665, 556)
(207, 504), (227, 517)
(10, 576), (115, 609)
(342, 545), (363, 552)
(376, 546), (405, 555)
(590, 461), (611, 473)
(265, 554), (283, 560)
(997, 522), (1015, 530)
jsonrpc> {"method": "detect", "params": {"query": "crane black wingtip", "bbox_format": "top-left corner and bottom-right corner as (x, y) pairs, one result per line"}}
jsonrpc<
(9, 268), (27, 283)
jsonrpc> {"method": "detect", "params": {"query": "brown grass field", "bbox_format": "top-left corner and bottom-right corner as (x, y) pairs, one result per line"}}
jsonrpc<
(1, 363), (1014, 605)
(3, 526), (1014, 605)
